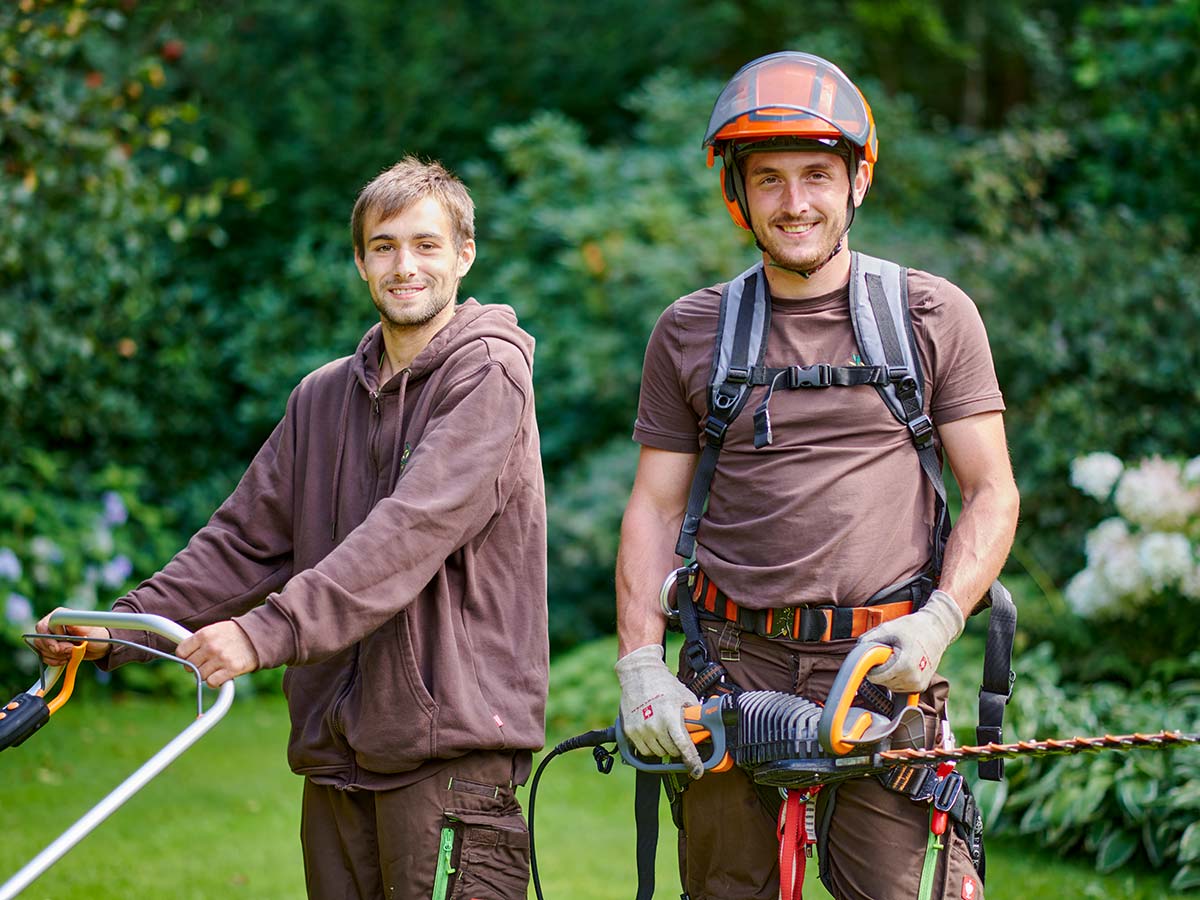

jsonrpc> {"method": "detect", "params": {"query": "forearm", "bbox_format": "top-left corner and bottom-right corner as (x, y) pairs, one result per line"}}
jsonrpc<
(937, 477), (1019, 617)
(616, 502), (683, 658)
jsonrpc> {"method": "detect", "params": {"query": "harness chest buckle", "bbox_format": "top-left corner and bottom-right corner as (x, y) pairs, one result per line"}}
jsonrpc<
(789, 364), (832, 388)
(906, 414), (935, 449)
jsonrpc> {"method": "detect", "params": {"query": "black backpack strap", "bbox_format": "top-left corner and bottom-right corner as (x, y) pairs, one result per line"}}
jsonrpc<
(676, 263), (770, 560)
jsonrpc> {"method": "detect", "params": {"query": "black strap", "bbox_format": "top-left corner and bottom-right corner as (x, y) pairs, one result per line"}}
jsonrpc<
(676, 272), (765, 559)
(976, 579), (1018, 781)
(633, 769), (660, 900)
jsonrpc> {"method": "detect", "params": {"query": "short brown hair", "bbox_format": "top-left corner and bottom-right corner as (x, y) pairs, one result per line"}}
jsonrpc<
(351, 156), (475, 259)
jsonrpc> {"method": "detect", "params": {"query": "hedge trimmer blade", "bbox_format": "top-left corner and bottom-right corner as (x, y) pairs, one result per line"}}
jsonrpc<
(880, 730), (1200, 766)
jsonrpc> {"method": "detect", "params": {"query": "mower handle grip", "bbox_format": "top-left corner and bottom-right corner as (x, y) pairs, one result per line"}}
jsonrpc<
(31, 609), (208, 697)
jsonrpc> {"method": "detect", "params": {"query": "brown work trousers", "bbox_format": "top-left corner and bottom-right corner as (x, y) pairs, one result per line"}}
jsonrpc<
(300, 751), (530, 900)
(676, 624), (985, 900)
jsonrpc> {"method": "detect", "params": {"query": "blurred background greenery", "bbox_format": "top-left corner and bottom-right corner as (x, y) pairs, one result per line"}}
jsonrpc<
(2, 0), (1199, 890)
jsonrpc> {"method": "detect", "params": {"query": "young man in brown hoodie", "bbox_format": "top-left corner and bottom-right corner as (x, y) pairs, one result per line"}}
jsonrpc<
(34, 157), (548, 899)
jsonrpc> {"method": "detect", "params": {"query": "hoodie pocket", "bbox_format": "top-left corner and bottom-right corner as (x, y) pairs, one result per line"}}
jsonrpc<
(341, 611), (439, 772)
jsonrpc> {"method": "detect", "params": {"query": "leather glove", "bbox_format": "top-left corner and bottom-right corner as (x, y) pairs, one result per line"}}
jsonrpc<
(859, 589), (965, 693)
(615, 644), (704, 779)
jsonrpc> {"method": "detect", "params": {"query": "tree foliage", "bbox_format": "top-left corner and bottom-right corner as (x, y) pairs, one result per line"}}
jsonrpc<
(2, 0), (1197, 669)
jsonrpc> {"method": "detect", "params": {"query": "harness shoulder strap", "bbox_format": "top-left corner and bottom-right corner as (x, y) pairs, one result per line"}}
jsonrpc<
(676, 262), (769, 560)
(849, 251), (951, 573)
(850, 252), (1017, 780)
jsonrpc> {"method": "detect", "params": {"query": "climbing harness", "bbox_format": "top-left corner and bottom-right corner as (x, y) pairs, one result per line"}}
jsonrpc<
(673, 251), (1018, 780)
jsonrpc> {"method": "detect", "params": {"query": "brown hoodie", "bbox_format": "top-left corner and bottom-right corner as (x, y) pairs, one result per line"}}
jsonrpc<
(106, 299), (548, 789)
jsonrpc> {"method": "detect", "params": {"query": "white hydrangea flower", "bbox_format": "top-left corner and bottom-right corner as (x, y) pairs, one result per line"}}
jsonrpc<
(1064, 568), (1116, 616)
(1096, 533), (1149, 604)
(1114, 456), (1198, 531)
(1085, 517), (1132, 565)
(1070, 452), (1125, 501)
(1137, 531), (1194, 591)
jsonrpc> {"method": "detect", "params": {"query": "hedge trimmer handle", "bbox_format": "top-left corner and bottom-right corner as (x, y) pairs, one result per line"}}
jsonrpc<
(818, 641), (920, 756)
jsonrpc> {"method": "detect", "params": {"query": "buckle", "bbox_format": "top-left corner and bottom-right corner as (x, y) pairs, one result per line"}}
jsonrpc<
(789, 364), (831, 388)
(896, 375), (919, 399)
(978, 669), (1016, 705)
(933, 771), (964, 813)
(726, 366), (751, 384)
(703, 416), (730, 445)
(906, 414), (934, 448)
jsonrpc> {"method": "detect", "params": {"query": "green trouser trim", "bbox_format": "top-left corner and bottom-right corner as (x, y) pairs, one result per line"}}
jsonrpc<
(917, 809), (943, 900)
(432, 825), (456, 900)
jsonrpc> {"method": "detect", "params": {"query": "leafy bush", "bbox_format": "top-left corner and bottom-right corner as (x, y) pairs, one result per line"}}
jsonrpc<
(961, 646), (1200, 892)
(0, 451), (182, 689)
(0, 1), (257, 530)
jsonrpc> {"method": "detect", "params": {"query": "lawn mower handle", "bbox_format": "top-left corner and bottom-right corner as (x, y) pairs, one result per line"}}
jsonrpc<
(0, 610), (235, 900)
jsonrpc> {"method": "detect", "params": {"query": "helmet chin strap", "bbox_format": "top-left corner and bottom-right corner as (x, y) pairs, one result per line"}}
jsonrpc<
(757, 192), (856, 280)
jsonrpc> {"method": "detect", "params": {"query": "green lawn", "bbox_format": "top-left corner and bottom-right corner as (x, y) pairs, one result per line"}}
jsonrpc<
(1, 657), (1194, 899)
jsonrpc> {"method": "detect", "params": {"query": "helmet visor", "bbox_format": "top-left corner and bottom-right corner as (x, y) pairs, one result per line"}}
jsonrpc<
(703, 51), (873, 153)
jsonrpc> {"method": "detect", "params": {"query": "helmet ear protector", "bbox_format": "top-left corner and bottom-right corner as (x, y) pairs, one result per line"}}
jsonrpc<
(704, 51), (876, 231)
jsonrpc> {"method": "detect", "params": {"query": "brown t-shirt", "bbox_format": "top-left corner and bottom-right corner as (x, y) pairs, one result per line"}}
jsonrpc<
(634, 267), (1004, 610)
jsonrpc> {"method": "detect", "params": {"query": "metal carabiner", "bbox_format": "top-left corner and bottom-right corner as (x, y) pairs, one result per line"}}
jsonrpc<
(659, 566), (692, 623)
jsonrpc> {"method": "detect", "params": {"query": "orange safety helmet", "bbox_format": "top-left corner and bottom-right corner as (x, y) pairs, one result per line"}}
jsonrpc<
(703, 51), (878, 231)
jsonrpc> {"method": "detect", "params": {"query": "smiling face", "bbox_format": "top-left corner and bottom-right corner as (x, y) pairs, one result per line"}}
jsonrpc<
(354, 195), (476, 329)
(742, 149), (866, 276)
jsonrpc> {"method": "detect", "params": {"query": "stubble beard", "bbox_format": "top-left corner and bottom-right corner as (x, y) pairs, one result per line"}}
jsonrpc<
(755, 205), (847, 274)
(372, 281), (457, 328)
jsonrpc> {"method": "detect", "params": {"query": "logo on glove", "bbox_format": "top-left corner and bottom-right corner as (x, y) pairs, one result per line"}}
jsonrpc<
(642, 704), (654, 720)
(918, 655), (930, 671)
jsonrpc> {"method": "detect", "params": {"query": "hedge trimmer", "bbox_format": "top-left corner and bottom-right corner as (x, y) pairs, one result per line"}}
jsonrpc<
(528, 641), (1199, 899)
(610, 642), (1199, 786)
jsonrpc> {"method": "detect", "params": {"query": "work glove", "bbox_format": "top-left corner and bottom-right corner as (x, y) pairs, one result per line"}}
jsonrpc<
(615, 644), (705, 779)
(859, 589), (965, 694)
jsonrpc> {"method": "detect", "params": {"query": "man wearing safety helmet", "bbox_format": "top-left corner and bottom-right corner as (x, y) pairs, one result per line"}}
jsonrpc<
(615, 52), (1019, 899)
